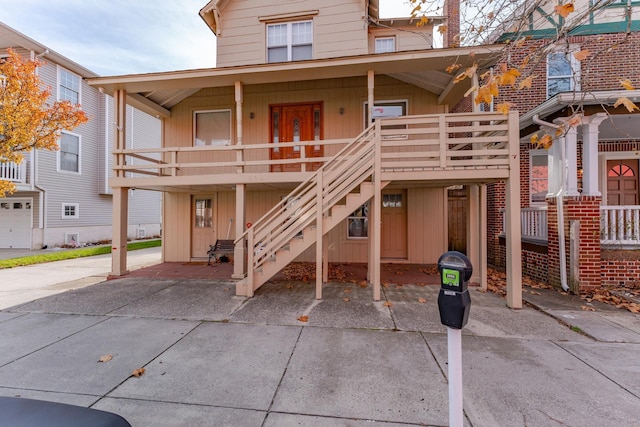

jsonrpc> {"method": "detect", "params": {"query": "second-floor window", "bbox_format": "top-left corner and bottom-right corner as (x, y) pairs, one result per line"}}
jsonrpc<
(59, 67), (81, 104)
(547, 51), (579, 98)
(58, 132), (81, 173)
(375, 37), (396, 53)
(267, 21), (313, 63)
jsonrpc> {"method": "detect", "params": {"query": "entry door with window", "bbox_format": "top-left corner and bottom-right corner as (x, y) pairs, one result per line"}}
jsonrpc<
(381, 190), (407, 259)
(192, 196), (217, 258)
(270, 103), (323, 172)
(607, 159), (639, 205)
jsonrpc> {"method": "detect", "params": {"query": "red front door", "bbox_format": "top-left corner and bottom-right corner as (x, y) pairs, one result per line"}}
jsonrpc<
(607, 159), (639, 205)
(270, 103), (323, 172)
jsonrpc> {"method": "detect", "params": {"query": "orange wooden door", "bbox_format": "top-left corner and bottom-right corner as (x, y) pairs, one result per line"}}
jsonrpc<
(270, 103), (323, 172)
(381, 190), (408, 259)
(607, 159), (639, 205)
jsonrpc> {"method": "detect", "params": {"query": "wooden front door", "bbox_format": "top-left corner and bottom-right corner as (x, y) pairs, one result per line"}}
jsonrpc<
(270, 103), (323, 172)
(191, 195), (217, 258)
(381, 190), (408, 259)
(607, 159), (639, 205)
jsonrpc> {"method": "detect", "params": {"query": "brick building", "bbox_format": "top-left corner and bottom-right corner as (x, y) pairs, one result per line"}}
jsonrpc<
(487, 0), (640, 291)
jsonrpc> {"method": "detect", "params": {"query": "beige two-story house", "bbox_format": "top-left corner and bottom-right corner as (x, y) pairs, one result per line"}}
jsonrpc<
(89, 0), (524, 306)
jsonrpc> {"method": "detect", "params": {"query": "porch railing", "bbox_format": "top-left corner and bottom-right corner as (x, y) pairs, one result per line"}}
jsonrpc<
(501, 205), (640, 247)
(601, 205), (640, 246)
(502, 207), (548, 242)
(111, 112), (513, 178)
(0, 162), (26, 183)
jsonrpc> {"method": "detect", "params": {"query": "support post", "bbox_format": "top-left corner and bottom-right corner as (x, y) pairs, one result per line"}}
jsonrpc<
(111, 187), (129, 276)
(373, 119), (382, 301)
(466, 185), (480, 284)
(316, 174), (323, 299)
(479, 184), (488, 290)
(233, 184), (246, 279)
(234, 81), (244, 173)
(505, 111), (522, 308)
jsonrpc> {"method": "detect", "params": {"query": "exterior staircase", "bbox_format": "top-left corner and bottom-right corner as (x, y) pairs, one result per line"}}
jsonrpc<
(236, 124), (387, 296)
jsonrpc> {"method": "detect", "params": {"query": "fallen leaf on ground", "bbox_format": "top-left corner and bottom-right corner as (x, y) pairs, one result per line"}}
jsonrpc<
(98, 355), (113, 363)
(343, 288), (352, 294)
(343, 297), (350, 302)
(418, 298), (427, 303)
(131, 368), (145, 378)
(297, 315), (309, 323)
(358, 281), (368, 288)
(383, 301), (393, 307)
(530, 291), (541, 295)
(223, 287), (230, 292)
(580, 305), (596, 312)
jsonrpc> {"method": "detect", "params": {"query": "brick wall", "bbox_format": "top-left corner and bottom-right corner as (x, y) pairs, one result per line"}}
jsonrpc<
(601, 259), (640, 287)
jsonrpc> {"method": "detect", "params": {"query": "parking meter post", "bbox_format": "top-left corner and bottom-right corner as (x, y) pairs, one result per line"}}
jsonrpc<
(448, 327), (463, 427)
(436, 251), (472, 427)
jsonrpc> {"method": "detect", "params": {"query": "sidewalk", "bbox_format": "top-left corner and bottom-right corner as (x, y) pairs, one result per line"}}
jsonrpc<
(0, 247), (161, 310)
(0, 256), (639, 426)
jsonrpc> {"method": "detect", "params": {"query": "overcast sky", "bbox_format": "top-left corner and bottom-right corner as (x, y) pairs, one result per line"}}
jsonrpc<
(1, 0), (415, 76)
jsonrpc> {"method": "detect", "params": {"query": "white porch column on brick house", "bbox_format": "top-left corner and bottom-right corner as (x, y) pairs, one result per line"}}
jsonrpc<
(581, 113), (607, 196)
(555, 118), (579, 196)
(111, 89), (129, 276)
(233, 81), (246, 279)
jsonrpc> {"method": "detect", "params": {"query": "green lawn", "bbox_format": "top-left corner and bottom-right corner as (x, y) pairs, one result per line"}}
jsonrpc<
(0, 239), (161, 269)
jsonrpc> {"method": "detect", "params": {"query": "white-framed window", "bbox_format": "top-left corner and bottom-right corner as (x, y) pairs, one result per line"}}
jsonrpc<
(347, 203), (368, 239)
(58, 132), (81, 173)
(530, 150), (549, 204)
(375, 37), (396, 53)
(62, 203), (79, 219)
(267, 20), (313, 63)
(364, 100), (408, 139)
(58, 67), (81, 104)
(194, 110), (232, 146)
(547, 50), (580, 98)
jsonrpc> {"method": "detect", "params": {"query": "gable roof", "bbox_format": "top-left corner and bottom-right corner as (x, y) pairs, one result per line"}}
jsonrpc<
(89, 44), (503, 118)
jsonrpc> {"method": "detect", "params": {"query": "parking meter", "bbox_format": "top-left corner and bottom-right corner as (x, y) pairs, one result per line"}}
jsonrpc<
(437, 251), (472, 330)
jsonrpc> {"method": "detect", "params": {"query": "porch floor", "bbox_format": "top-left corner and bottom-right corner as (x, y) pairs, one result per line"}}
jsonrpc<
(118, 261), (441, 286)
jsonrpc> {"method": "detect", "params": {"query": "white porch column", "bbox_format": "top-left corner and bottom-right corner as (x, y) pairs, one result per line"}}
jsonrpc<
(581, 113), (607, 196)
(479, 184), (488, 290)
(555, 119), (579, 196)
(111, 90), (129, 276)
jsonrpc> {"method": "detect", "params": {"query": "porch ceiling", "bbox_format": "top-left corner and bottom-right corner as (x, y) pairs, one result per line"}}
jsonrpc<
(88, 45), (504, 117)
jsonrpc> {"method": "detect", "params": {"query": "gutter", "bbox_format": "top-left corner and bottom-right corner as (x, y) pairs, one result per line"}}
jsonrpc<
(532, 114), (569, 292)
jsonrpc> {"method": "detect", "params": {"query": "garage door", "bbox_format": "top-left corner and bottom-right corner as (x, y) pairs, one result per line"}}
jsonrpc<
(0, 199), (32, 249)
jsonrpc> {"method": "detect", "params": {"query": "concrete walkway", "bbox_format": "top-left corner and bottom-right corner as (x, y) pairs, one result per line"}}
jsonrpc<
(0, 255), (639, 426)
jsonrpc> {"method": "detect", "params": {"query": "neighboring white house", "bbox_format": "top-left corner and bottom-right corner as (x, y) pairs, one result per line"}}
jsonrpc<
(0, 22), (161, 249)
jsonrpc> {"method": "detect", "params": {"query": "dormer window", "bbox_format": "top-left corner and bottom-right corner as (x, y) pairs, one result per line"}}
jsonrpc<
(267, 21), (313, 63)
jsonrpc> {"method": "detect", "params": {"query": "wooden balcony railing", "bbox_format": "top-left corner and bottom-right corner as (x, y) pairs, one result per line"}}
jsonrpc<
(112, 112), (514, 180)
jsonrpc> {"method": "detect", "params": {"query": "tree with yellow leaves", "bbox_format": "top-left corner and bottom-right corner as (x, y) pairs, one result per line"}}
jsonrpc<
(405, 0), (639, 145)
(0, 48), (88, 197)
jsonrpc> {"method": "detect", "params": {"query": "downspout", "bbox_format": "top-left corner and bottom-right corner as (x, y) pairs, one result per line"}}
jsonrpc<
(532, 114), (569, 292)
(31, 50), (48, 248)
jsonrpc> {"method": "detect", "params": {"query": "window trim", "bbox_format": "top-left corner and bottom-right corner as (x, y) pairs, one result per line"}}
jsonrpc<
(266, 20), (313, 63)
(546, 48), (581, 98)
(193, 109), (232, 146)
(57, 66), (82, 105)
(57, 131), (82, 174)
(62, 203), (79, 219)
(347, 202), (368, 240)
(529, 149), (549, 205)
